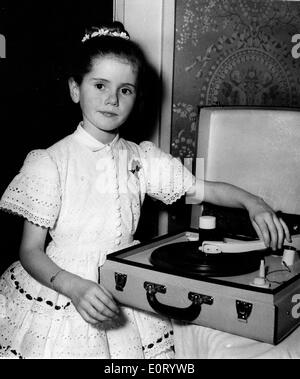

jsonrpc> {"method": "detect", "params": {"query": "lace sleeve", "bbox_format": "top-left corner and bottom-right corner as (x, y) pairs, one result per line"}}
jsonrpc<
(0, 149), (61, 228)
(139, 141), (196, 205)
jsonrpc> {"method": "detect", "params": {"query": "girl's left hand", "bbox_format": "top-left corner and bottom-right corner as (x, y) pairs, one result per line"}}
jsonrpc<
(247, 197), (292, 251)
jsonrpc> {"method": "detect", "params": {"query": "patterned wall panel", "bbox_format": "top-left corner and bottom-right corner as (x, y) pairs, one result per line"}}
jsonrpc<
(171, 0), (300, 159)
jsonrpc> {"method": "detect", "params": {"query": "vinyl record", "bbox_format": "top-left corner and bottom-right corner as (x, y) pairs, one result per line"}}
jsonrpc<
(150, 241), (268, 277)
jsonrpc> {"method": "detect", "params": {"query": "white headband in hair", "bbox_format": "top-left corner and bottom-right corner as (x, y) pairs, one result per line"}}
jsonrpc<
(81, 28), (130, 43)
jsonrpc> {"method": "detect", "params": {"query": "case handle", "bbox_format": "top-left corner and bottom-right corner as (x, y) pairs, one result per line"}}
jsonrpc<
(144, 281), (213, 322)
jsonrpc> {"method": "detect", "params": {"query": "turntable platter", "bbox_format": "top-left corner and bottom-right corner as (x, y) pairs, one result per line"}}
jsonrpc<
(150, 241), (268, 277)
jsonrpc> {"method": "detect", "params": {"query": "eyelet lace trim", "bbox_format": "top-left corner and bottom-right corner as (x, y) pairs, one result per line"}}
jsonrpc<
(142, 330), (174, 356)
(139, 141), (195, 205)
(0, 344), (24, 359)
(9, 266), (71, 311)
(0, 200), (54, 228)
(0, 149), (61, 228)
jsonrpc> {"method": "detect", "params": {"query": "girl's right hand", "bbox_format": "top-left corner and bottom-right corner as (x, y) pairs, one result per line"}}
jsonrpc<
(18, 220), (119, 325)
(64, 274), (120, 324)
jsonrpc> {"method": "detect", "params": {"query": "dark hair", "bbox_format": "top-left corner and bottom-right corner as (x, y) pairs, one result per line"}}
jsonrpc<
(69, 22), (146, 89)
(66, 22), (160, 143)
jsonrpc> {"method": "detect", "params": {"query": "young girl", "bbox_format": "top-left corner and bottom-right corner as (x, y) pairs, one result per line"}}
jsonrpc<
(0, 22), (290, 359)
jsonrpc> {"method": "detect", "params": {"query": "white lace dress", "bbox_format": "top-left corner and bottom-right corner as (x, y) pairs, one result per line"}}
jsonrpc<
(0, 124), (195, 359)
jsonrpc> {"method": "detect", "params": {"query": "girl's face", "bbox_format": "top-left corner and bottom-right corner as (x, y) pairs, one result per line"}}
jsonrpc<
(69, 55), (138, 144)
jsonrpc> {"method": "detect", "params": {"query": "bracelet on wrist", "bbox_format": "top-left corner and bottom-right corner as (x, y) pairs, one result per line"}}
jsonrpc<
(50, 269), (65, 290)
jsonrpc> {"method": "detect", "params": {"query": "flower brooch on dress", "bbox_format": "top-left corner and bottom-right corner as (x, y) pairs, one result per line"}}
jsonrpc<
(129, 159), (142, 179)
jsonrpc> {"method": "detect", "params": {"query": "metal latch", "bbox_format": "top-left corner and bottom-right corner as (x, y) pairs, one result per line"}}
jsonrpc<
(188, 292), (214, 305)
(144, 282), (166, 295)
(236, 300), (253, 322)
(115, 272), (127, 291)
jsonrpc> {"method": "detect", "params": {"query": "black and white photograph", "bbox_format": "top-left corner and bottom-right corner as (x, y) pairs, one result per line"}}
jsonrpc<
(0, 0), (300, 363)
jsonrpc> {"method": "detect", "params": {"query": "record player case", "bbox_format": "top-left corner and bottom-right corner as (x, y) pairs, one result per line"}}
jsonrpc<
(99, 230), (300, 345)
(100, 107), (300, 345)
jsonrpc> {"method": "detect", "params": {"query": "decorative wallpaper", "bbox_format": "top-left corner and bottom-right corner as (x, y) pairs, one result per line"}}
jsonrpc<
(171, 0), (300, 159)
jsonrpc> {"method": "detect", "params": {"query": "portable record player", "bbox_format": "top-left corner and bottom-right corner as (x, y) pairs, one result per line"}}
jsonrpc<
(99, 230), (300, 345)
(100, 107), (300, 345)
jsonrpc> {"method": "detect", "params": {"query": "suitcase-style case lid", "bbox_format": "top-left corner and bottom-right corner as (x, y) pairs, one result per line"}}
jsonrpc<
(195, 107), (300, 215)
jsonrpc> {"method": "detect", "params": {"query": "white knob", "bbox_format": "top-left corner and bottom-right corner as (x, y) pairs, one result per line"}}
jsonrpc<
(282, 246), (296, 266)
(253, 277), (267, 286)
(199, 216), (216, 229)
